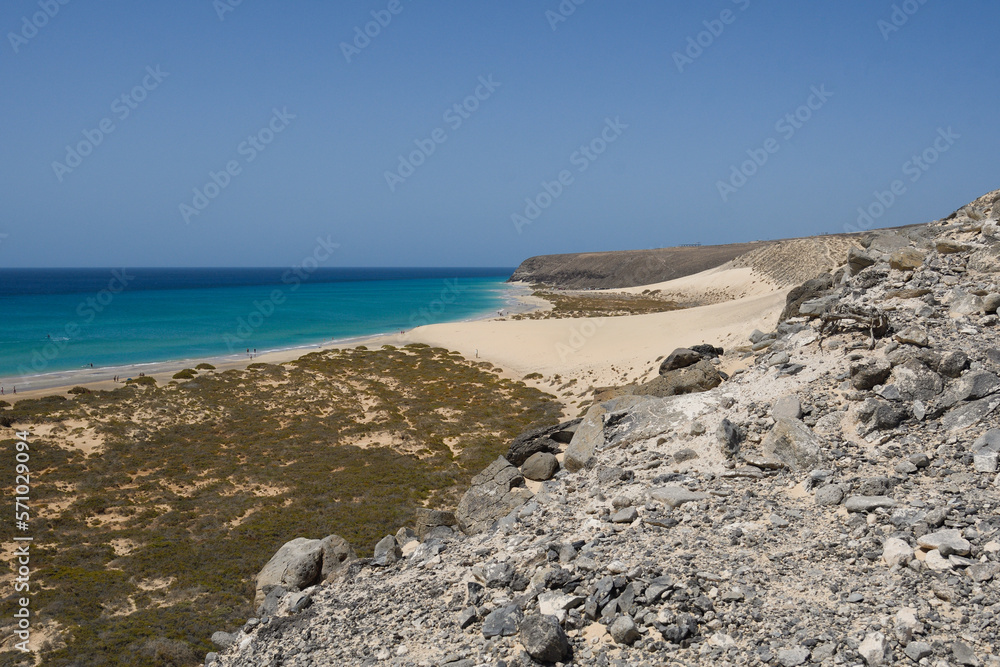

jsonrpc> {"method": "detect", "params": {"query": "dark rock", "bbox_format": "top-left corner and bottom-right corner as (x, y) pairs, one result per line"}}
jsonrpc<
(659, 348), (702, 373)
(637, 359), (722, 397)
(521, 452), (559, 481)
(943, 395), (1000, 431)
(851, 358), (891, 390)
(889, 359), (943, 401)
(505, 419), (582, 466)
(857, 399), (909, 431)
(455, 457), (533, 534)
(717, 418), (741, 459)
(939, 350), (970, 378)
(482, 605), (521, 638)
(781, 274), (834, 320)
(848, 247), (877, 274)
(689, 343), (723, 359)
(519, 614), (571, 663)
(815, 484), (844, 506)
(458, 606), (478, 629)
(952, 640), (980, 667)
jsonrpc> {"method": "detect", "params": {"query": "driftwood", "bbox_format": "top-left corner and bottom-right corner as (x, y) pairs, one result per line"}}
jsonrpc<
(817, 305), (890, 350)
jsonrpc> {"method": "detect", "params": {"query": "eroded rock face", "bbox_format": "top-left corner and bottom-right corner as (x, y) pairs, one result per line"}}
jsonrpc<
(455, 457), (532, 534)
(505, 419), (581, 467)
(780, 274), (834, 320)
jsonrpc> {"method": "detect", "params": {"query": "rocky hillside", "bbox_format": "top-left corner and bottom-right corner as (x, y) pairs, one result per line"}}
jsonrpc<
(507, 242), (767, 289)
(213, 190), (1000, 666)
(507, 234), (869, 290)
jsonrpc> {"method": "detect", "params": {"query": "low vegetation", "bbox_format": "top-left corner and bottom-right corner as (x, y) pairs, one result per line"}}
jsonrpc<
(0, 345), (559, 666)
(512, 290), (683, 319)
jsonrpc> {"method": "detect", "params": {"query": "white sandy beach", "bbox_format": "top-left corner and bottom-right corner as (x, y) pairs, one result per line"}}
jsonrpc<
(5, 264), (790, 411)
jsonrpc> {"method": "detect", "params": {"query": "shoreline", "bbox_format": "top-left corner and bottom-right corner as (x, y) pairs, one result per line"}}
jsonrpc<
(0, 282), (545, 402)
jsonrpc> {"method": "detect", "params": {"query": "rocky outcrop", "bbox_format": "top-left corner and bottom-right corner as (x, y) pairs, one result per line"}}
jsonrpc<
(218, 189), (1000, 667)
(255, 538), (325, 607)
(505, 419), (580, 467)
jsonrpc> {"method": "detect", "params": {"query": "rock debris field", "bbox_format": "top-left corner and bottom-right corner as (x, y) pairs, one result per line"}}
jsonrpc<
(214, 195), (1000, 666)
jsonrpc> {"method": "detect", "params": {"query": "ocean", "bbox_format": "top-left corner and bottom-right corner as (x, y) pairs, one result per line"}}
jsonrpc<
(0, 268), (516, 386)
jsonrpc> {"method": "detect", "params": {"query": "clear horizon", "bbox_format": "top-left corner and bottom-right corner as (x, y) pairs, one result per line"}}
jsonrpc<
(2, 1), (998, 268)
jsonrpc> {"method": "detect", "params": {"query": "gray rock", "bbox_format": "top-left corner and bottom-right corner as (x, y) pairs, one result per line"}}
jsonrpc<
(917, 529), (971, 556)
(798, 294), (840, 317)
(947, 371), (1000, 404)
(845, 496), (896, 513)
(519, 614), (571, 663)
(255, 537), (323, 606)
(974, 429), (1000, 453)
(943, 394), (1000, 431)
(636, 358), (722, 397)
(974, 451), (998, 473)
(851, 358), (892, 390)
(458, 606), (478, 629)
(210, 631), (235, 650)
(659, 348), (702, 373)
(320, 534), (356, 581)
(455, 457), (533, 534)
(857, 398), (910, 432)
(611, 507), (638, 523)
(939, 350), (970, 378)
(815, 484), (844, 506)
(608, 615), (640, 645)
(482, 604), (521, 638)
(952, 640), (980, 667)
(780, 274), (834, 320)
(760, 418), (823, 471)
(717, 418), (741, 459)
(984, 293), (1000, 314)
(521, 452), (559, 481)
(413, 508), (457, 540)
(205, 652), (219, 665)
(890, 359), (944, 401)
(772, 394), (803, 420)
(673, 448), (698, 463)
(564, 405), (605, 472)
(372, 535), (402, 567)
(904, 641), (932, 661)
(777, 647), (810, 667)
(848, 246), (877, 274)
(649, 485), (710, 508)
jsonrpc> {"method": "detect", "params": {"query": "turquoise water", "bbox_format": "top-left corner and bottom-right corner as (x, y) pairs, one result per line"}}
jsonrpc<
(0, 268), (515, 384)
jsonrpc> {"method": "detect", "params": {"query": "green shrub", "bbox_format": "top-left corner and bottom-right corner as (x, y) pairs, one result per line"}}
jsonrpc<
(523, 372), (543, 380)
(125, 376), (157, 386)
(172, 369), (197, 380)
(195, 363), (215, 370)
(68, 386), (92, 395)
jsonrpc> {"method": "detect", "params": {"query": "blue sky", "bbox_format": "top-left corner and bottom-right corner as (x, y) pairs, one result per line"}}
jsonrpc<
(1, 0), (998, 268)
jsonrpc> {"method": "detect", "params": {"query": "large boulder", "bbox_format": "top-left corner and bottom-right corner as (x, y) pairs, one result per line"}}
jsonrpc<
(889, 248), (925, 271)
(564, 404), (606, 472)
(372, 535), (402, 567)
(456, 457), (533, 534)
(847, 246), (877, 274)
(505, 419), (581, 467)
(780, 274), (834, 320)
(413, 508), (457, 540)
(255, 537), (324, 606)
(659, 348), (702, 373)
(521, 452), (559, 481)
(636, 359), (722, 397)
(760, 418), (823, 471)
